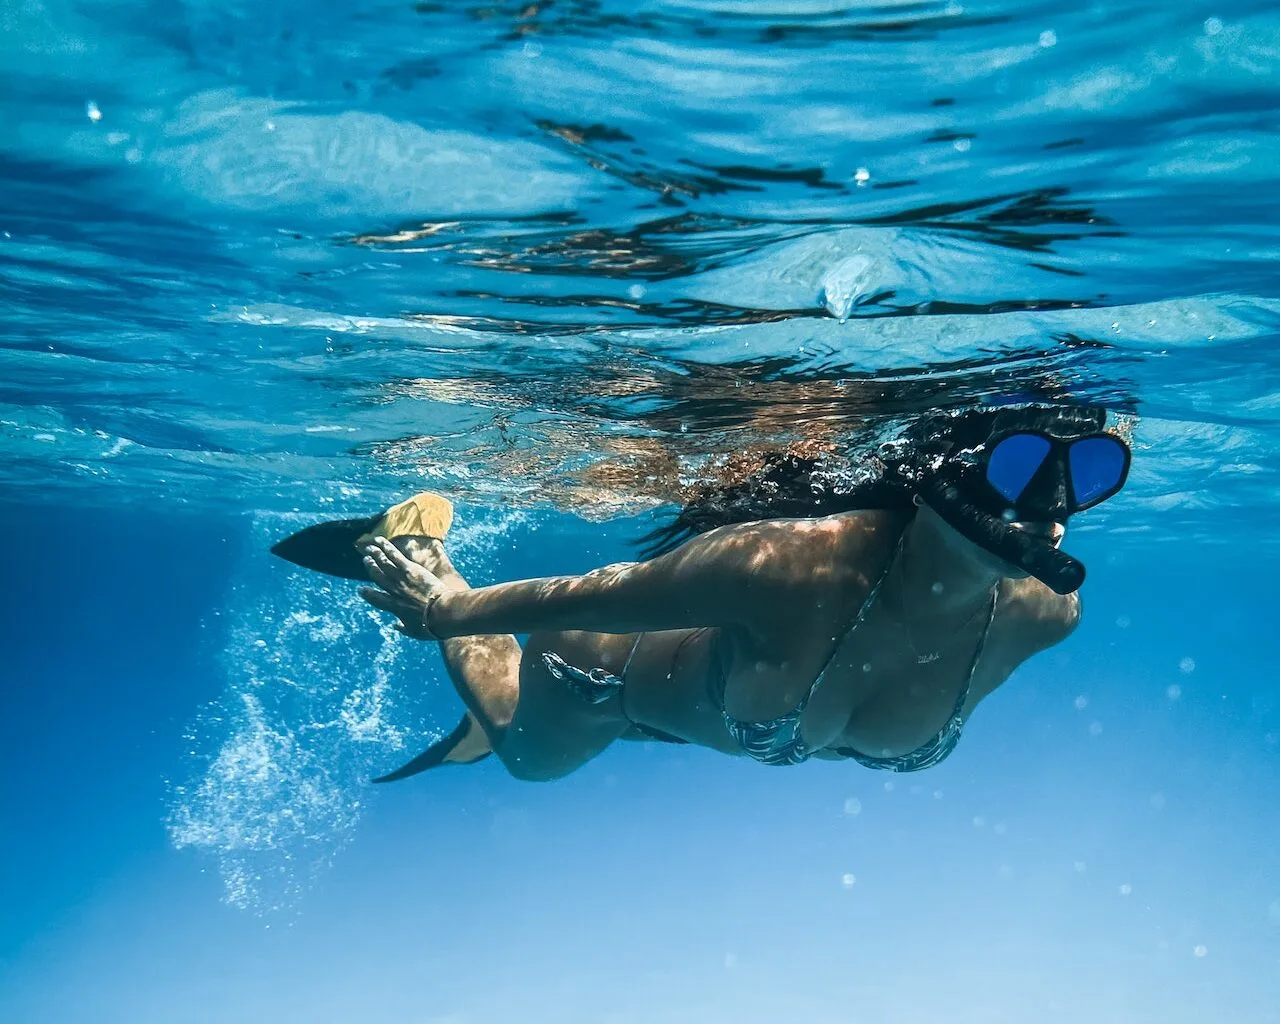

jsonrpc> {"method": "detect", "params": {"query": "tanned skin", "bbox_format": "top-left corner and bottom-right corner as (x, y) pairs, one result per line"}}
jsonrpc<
(359, 504), (1077, 781)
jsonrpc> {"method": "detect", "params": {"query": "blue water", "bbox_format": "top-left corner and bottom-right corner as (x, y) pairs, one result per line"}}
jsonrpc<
(3, 1), (1280, 1021)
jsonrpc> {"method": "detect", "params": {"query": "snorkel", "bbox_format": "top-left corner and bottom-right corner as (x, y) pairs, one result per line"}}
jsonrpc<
(918, 476), (1087, 595)
(912, 406), (1129, 596)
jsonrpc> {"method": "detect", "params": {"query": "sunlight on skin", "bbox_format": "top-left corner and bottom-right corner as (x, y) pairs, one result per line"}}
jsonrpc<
(354, 498), (1076, 782)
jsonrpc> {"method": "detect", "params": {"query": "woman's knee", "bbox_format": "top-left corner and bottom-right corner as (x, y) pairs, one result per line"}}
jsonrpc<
(495, 716), (606, 782)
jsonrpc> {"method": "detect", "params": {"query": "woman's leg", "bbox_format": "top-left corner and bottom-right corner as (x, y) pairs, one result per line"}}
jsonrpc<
(398, 538), (631, 781)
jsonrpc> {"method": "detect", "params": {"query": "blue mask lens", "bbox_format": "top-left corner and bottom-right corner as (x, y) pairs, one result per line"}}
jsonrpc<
(985, 433), (1052, 502)
(1068, 436), (1127, 507)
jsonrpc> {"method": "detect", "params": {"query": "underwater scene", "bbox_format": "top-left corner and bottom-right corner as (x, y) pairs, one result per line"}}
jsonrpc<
(3, 0), (1280, 1021)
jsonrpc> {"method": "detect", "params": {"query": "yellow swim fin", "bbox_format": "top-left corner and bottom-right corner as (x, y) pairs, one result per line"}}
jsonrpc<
(357, 491), (454, 544)
(271, 492), (454, 580)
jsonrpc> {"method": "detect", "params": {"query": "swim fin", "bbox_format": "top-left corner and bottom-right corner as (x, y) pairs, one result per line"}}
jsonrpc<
(373, 712), (492, 783)
(271, 492), (455, 581)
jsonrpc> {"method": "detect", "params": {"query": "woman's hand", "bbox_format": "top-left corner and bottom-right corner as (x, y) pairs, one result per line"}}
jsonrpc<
(358, 536), (448, 640)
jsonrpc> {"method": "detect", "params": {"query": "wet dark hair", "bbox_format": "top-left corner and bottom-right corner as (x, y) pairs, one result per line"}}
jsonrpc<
(637, 403), (1108, 558)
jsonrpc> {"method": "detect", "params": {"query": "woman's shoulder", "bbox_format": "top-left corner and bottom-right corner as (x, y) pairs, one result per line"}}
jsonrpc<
(712, 508), (905, 569)
(996, 575), (1082, 649)
(738, 507), (905, 543)
(968, 577), (1080, 705)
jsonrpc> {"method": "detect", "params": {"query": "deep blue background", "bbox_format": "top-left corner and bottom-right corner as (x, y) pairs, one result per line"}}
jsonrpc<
(0, 504), (239, 961)
(2, 500), (1277, 1023)
(4, 0), (1280, 1018)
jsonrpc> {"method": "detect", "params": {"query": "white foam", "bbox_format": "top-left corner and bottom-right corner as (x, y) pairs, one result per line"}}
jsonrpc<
(166, 508), (527, 912)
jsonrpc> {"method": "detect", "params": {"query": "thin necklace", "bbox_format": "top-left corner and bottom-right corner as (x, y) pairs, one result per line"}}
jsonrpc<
(894, 531), (994, 666)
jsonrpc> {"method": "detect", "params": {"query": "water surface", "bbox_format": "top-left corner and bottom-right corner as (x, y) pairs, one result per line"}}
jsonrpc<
(2, 2), (1279, 1021)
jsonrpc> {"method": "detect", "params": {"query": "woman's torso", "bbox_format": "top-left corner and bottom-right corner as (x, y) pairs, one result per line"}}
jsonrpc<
(585, 510), (1074, 761)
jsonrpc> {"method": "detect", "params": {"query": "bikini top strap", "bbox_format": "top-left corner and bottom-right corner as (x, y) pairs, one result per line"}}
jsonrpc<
(710, 521), (910, 718)
(951, 584), (1001, 721)
(798, 524), (911, 712)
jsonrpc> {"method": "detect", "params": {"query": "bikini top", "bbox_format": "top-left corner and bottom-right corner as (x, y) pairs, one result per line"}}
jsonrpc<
(709, 532), (999, 771)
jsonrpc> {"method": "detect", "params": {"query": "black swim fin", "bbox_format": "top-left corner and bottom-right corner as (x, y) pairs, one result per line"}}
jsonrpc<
(373, 714), (492, 783)
(270, 515), (384, 581)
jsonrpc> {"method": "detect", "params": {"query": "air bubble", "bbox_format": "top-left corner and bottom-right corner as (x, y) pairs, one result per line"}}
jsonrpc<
(1039, 29), (1057, 47)
(843, 797), (862, 816)
(1179, 657), (1196, 674)
(86, 100), (102, 122)
(841, 873), (856, 889)
(1204, 17), (1222, 35)
(167, 510), (528, 912)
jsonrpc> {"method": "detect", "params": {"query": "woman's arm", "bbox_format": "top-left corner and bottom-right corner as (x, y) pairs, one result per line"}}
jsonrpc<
(359, 516), (850, 639)
(430, 553), (746, 637)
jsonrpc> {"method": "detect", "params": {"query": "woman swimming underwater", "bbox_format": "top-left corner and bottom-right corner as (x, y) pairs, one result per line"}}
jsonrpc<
(273, 403), (1131, 782)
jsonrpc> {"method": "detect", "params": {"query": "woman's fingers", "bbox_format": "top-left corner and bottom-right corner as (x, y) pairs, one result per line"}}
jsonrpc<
(362, 558), (390, 592)
(359, 538), (444, 643)
(359, 586), (404, 615)
(363, 541), (415, 581)
(372, 535), (416, 572)
(363, 541), (443, 603)
(362, 547), (400, 589)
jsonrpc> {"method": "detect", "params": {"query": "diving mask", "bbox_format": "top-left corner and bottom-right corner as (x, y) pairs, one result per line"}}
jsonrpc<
(920, 424), (1131, 595)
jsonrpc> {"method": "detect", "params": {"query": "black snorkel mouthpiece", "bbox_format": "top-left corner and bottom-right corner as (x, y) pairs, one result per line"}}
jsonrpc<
(918, 477), (1086, 596)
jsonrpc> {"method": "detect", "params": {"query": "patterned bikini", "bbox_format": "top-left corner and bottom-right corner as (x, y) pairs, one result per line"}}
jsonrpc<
(544, 531), (999, 771)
